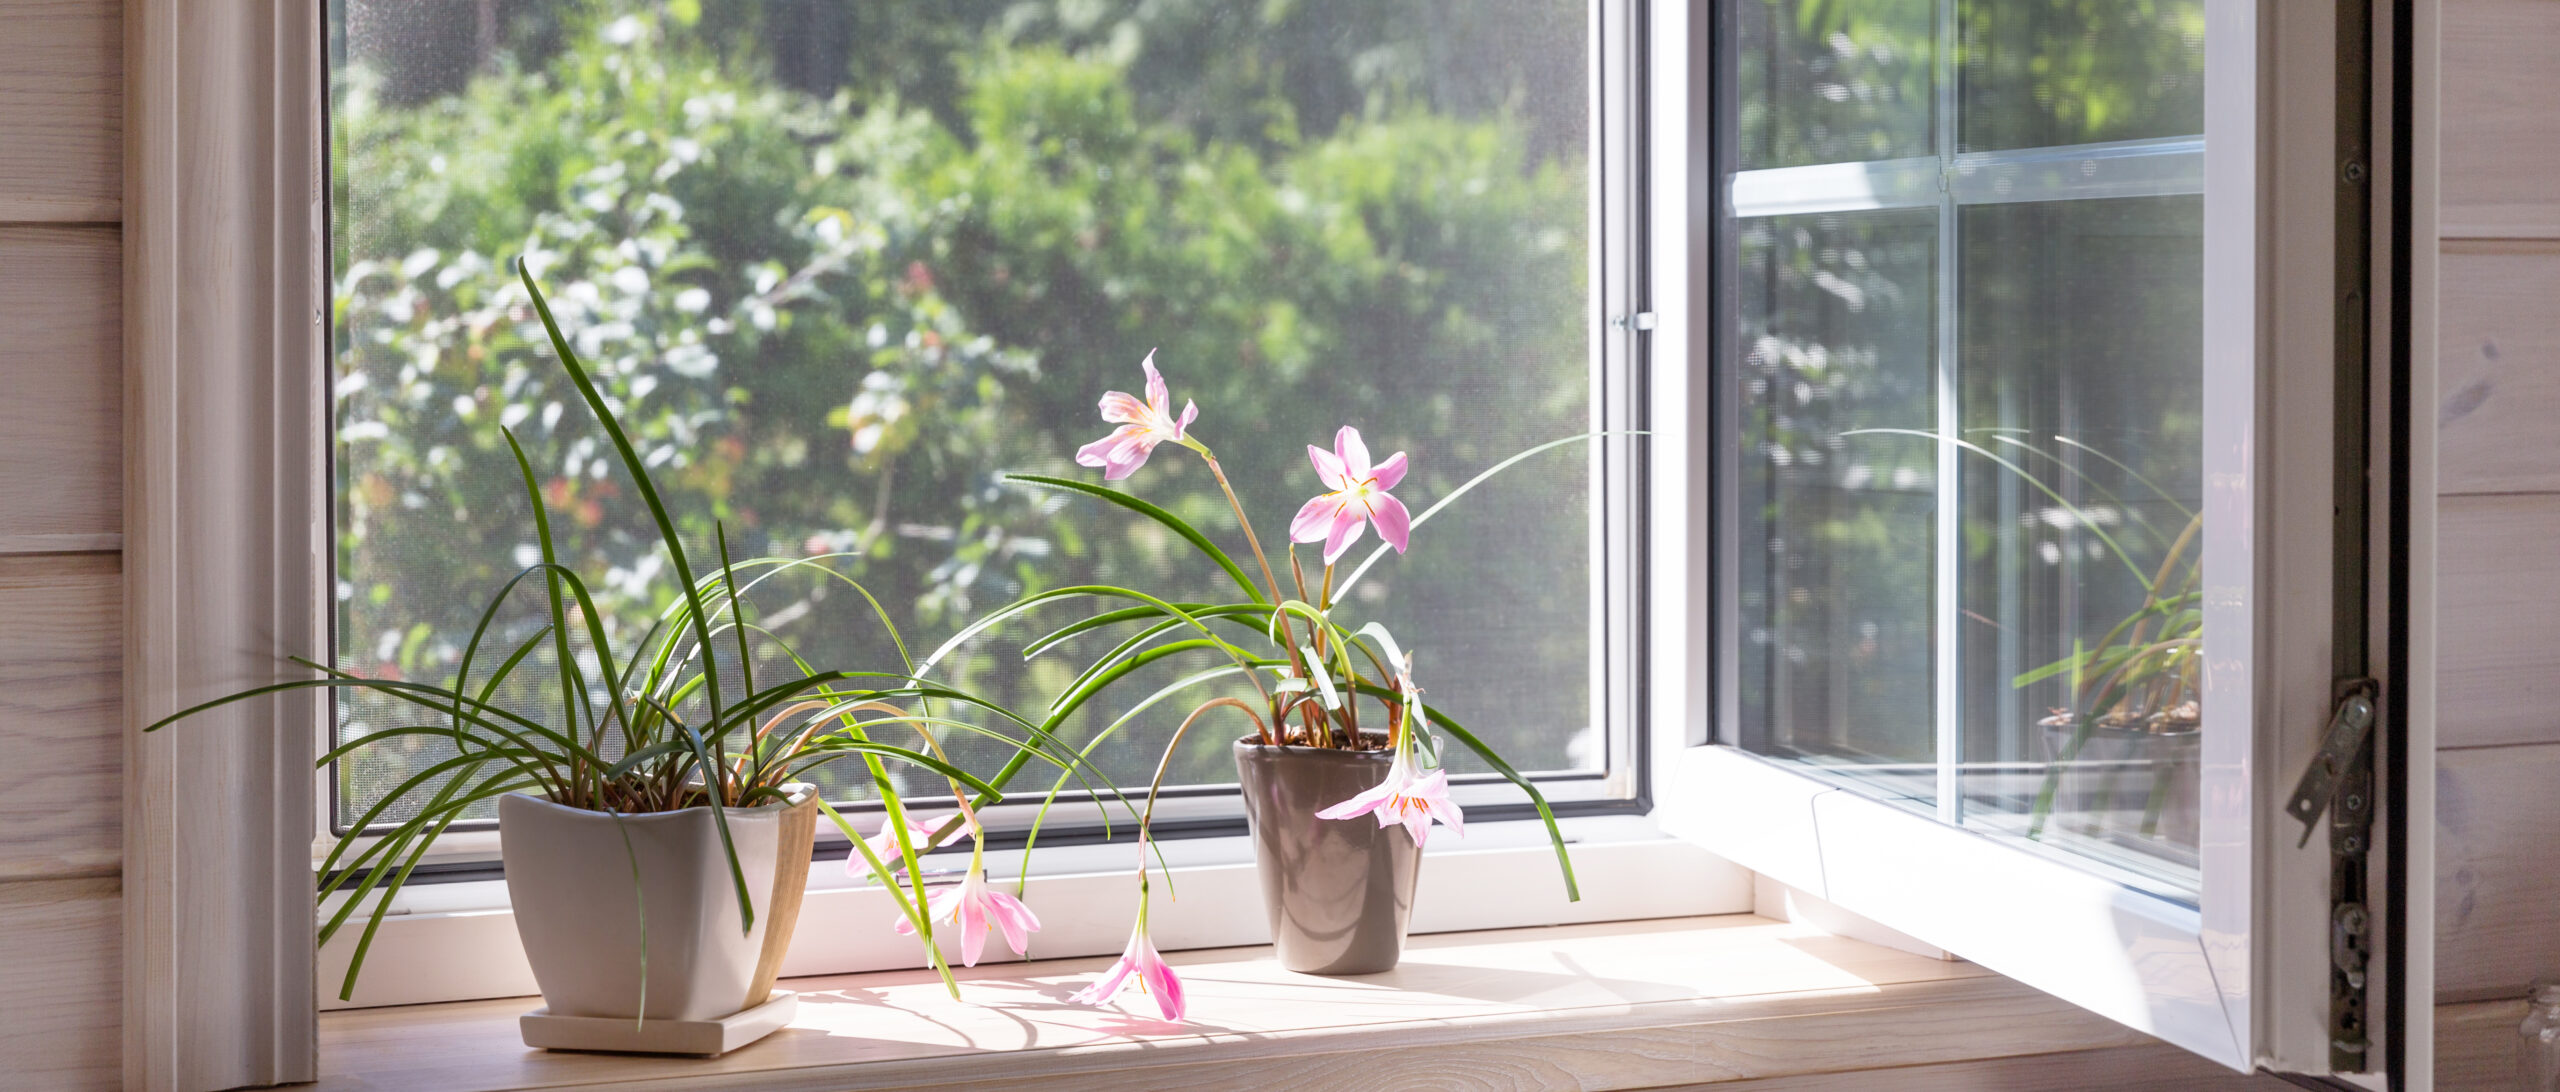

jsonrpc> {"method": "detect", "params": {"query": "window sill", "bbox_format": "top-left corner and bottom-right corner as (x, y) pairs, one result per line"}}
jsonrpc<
(312, 914), (2289, 1091)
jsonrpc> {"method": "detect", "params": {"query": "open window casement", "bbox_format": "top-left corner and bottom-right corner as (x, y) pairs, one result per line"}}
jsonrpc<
(1642, 0), (2433, 1084)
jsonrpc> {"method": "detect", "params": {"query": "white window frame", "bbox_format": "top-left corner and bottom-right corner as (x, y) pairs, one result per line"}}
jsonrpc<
(1643, 0), (2438, 1082)
(298, 0), (1756, 1014)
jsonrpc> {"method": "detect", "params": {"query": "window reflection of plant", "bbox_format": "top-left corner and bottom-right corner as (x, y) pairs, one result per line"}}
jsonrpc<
(1850, 428), (2199, 840)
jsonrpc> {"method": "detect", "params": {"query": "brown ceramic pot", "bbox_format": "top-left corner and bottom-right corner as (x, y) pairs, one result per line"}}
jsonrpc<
(1233, 736), (1420, 975)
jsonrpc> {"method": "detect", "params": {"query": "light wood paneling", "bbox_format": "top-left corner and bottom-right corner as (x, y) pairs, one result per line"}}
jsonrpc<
(0, 878), (121, 1091)
(2438, 494), (2560, 749)
(314, 914), (2288, 1092)
(0, 227), (119, 543)
(2439, 997), (2526, 1089)
(2437, 743), (2560, 999)
(0, 553), (120, 881)
(2444, 0), (2560, 239)
(2440, 243), (2560, 496)
(0, 0), (120, 222)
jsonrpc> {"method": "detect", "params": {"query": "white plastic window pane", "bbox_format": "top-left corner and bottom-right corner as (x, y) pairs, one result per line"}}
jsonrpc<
(1726, 0), (2208, 894)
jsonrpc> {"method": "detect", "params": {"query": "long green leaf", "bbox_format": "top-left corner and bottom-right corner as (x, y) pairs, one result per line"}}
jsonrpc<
(1004, 473), (1265, 603)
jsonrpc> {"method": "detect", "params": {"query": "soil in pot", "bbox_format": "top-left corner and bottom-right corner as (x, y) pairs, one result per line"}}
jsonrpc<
(1233, 735), (1419, 975)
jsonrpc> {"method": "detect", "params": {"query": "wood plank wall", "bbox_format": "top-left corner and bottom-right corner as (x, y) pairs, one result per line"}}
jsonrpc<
(0, 1), (123, 1089)
(2436, 0), (2560, 1026)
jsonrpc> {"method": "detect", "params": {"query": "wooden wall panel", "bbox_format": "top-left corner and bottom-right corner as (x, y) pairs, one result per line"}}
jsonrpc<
(2444, 0), (2560, 238)
(0, 226), (119, 550)
(2439, 997), (2525, 1089)
(2436, 744), (2560, 999)
(2435, 494), (2560, 749)
(0, 877), (120, 1091)
(0, 554), (119, 881)
(2439, 244), (2560, 496)
(0, 0), (120, 222)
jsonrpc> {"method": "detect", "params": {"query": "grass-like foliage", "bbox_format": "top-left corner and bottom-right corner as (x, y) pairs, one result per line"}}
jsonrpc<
(146, 261), (1101, 1001)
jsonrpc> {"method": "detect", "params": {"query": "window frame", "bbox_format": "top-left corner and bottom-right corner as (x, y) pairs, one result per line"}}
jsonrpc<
(312, 0), (1654, 857)
(1645, 0), (2437, 1080)
(296, 0), (1758, 1011)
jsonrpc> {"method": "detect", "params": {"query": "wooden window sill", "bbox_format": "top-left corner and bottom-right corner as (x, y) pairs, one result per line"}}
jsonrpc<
(314, 914), (2287, 1091)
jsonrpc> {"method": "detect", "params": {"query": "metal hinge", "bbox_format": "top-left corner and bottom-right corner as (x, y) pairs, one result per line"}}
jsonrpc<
(2286, 679), (2379, 1068)
(2284, 680), (2377, 847)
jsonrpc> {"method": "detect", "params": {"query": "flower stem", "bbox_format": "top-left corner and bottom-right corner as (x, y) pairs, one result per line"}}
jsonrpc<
(1196, 448), (1311, 744)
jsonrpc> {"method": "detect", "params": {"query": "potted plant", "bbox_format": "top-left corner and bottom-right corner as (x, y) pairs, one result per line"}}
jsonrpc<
(146, 263), (1091, 1053)
(922, 352), (1587, 1004)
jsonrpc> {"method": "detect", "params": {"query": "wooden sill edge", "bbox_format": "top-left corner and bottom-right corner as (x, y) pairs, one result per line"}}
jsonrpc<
(313, 914), (2180, 1092)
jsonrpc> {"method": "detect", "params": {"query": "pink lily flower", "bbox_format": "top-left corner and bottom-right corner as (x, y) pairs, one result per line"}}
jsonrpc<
(1290, 426), (1412, 565)
(1315, 748), (1464, 848)
(1075, 350), (1199, 480)
(1069, 915), (1185, 1022)
(895, 866), (1042, 967)
(849, 813), (963, 879)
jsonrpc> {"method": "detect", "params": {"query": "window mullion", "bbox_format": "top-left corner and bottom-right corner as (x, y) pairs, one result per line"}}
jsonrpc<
(1931, 0), (1964, 824)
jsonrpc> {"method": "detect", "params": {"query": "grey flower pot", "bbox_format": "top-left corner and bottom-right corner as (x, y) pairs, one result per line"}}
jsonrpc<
(1233, 736), (1421, 975)
(499, 786), (817, 1026)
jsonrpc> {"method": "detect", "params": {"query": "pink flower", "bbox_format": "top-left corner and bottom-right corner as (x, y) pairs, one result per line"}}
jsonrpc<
(895, 866), (1042, 967)
(1290, 426), (1412, 565)
(1075, 350), (1198, 480)
(849, 813), (961, 879)
(1070, 915), (1185, 1022)
(1315, 749), (1464, 848)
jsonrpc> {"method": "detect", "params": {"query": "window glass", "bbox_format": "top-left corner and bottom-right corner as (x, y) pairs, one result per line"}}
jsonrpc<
(327, 1), (1598, 828)
(1729, 0), (2205, 889)
(1734, 209), (1938, 796)
(1735, 0), (1934, 170)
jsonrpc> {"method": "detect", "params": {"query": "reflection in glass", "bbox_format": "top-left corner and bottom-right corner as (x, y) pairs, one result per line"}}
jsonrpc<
(1953, 196), (2203, 884)
(1736, 0), (1935, 170)
(1958, 0), (2206, 152)
(326, 1), (1597, 827)
(1729, 0), (2209, 889)
(1735, 210), (1939, 800)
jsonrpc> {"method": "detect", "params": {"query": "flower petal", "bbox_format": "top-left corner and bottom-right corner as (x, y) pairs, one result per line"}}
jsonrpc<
(1290, 494), (1342, 544)
(1316, 778), (1395, 820)
(1369, 450), (1408, 492)
(1141, 350), (1168, 415)
(1175, 399), (1198, 439)
(1308, 444), (1350, 491)
(1097, 390), (1150, 425)
(1139, 948), (1186, 1022)
(1077, 425), (1147, 469)
(988, 891), (1040, 955)
(1070, 949), (1136, 1006)
(1321, 508), (1367, 565)
(1334, 426), (1372, 482)
(1368, 490), (1412, 554)
(959, 893), (989, 967)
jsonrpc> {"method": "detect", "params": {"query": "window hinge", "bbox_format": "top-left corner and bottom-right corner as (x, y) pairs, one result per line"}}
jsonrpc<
(2283, 680), (2377, 848)
(1611, 311), (1657, 332)
(2286, 678), (2379, 1069)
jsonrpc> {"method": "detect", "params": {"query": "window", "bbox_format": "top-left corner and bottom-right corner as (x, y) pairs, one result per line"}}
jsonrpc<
(324, 0), (1641, 841)
(1643, 0), (2430, 1079)
(1725, 1), (2209, 893)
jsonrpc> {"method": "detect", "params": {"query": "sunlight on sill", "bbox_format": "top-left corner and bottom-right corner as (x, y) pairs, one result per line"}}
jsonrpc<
(316, 913), (2073, 1091)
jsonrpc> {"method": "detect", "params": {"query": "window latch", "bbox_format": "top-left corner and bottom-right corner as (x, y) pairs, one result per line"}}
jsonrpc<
(2283, 679), (2378, 848)
(1610, 311), (1656, 332)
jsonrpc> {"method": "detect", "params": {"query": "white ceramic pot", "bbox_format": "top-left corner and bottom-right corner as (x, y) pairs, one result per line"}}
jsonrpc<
(499, 787), (814, 1023)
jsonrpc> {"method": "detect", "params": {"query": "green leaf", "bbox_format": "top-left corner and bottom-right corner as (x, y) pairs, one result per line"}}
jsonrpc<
(1003, 473), (1266, 603)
